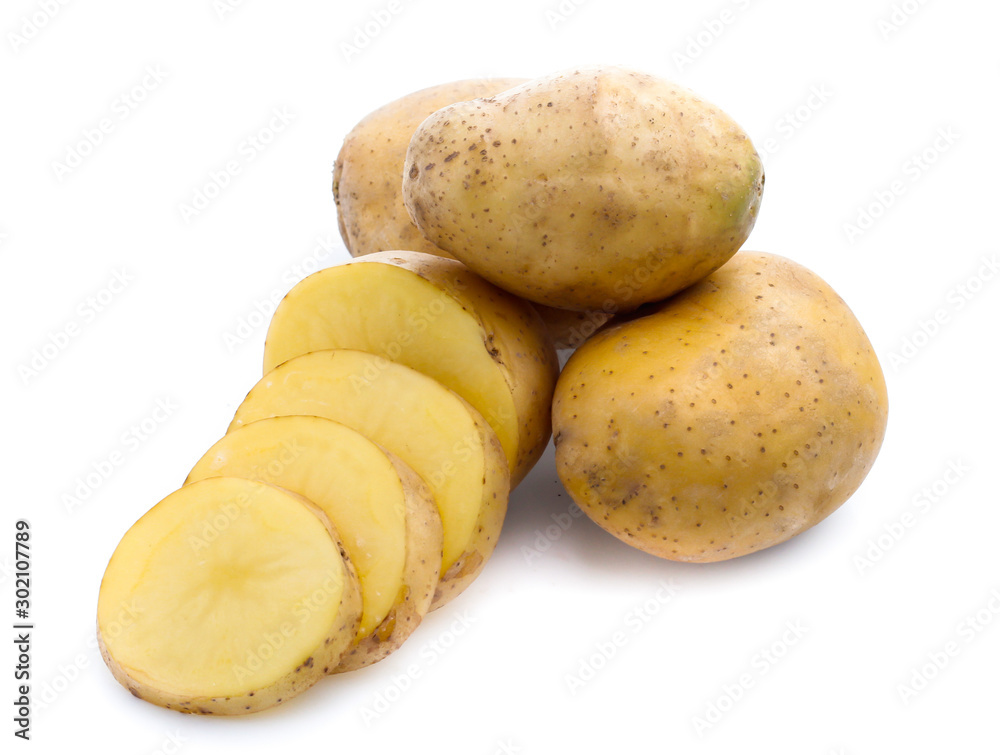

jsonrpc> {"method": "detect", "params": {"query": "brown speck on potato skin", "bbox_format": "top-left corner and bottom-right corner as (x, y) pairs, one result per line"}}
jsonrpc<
(552, 251), (888, 563)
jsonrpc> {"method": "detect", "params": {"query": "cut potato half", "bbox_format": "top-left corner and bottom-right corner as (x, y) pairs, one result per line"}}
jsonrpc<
(262, 252), (558, 487)
(97, 477), (362, 715)
(186, 415), (442, 672)
(231, 349), (509, 609)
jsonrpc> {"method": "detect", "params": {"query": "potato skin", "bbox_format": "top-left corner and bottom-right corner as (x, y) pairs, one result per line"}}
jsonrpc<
(552, 252), (888, 562)
(532, 303), (614, 351)
(332, 77), (603, 352)
(336, 456), (442, 671)
(333, 78), (526, 257)
(353, 251), (559, 485)
(403, 65), (764, 312)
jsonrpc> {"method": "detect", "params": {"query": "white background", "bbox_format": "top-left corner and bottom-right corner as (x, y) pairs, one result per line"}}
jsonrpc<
(3, 0), (999, 752)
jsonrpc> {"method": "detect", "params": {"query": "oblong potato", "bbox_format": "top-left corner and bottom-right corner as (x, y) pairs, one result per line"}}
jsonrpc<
(262, 251), (558, 487)
(186, 416), (443, 672)
(553, 252), (888, 562)
(231, 349), (509, 609)
(97, 477), (362, 714)
(403, 65), (765, 311)
(334, 77), (526, 257)
(331, 77), (605, 356)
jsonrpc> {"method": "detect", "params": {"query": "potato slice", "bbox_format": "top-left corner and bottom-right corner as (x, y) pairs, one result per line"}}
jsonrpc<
(185, 418), (441, 669)
(186, 416), (442, 672)
(231, 349), (509, 609)
(262, 251), (558, 487)
(97, 477), (362, 714)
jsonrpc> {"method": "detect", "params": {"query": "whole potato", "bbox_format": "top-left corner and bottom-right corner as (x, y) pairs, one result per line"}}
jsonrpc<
(403, 65), (764, 312)
(332, 76), (607, 347)
(552, 252), (888, 562)
(334, 78), (526, 257)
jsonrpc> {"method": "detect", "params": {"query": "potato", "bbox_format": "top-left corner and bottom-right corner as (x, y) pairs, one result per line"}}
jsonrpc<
(532, 303), (614, 351)
(186, 416), (442, 672)
(552, 252), (888, 562)
(334, 78), (526, 257)
(402, 65), (764, 312)
(332, 77), (617, 355)
(97, 477), (362, 714)
(231, 349), (510, 609)
(263, 251), (558, 487)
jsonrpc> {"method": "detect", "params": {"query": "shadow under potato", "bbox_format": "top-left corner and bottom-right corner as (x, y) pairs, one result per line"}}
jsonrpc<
(501, 440), (854, 585)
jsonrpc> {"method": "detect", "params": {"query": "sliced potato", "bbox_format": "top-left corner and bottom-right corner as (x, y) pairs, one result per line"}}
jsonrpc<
(262, 252), (557, 487)
(97, 477), (362, 715)
(231, 349), (509, 609)
(186, 416), (442, 671)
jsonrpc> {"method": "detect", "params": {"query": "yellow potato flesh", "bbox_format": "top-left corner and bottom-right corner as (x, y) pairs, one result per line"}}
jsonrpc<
(98, 477), (347, 701)
(232, 349), (503, 578)
(186, 416), (406, 638)
(262, 263), (520, 479)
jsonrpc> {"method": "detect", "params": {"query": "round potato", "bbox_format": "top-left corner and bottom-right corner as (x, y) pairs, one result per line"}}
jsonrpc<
(552, 252), (888, 562)
(403, 65), (764, 312)
(334, 78), (526, 258)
